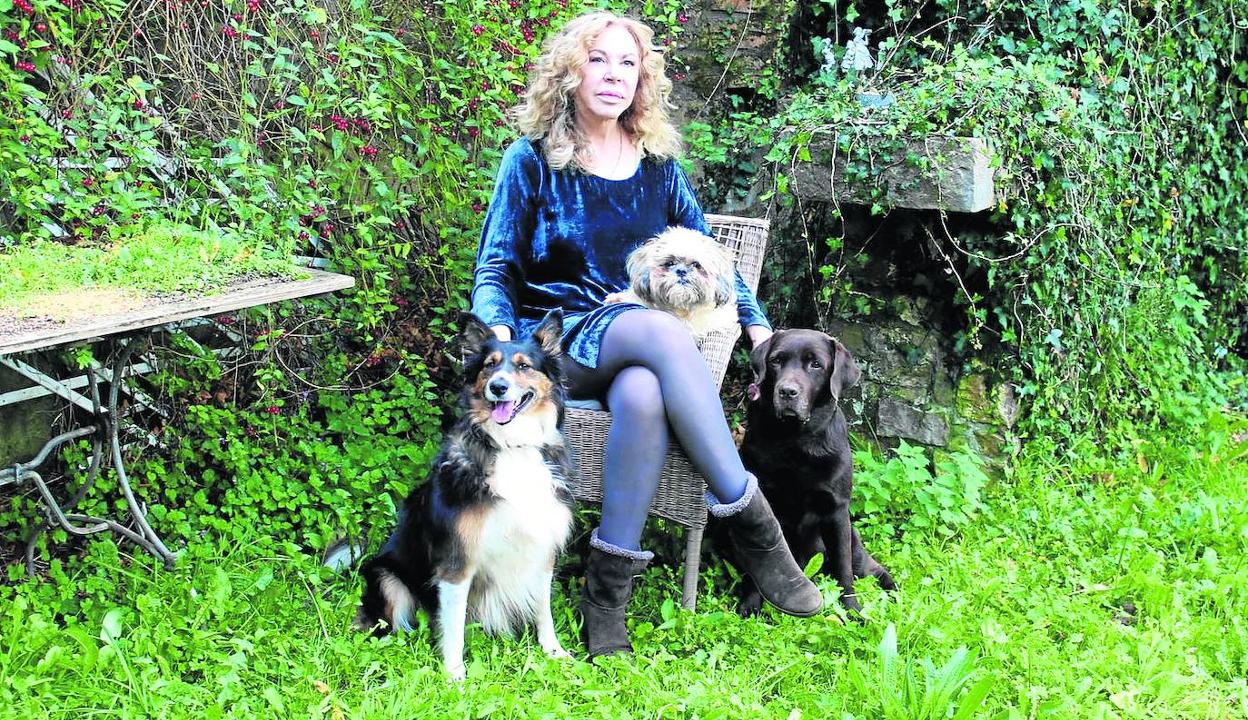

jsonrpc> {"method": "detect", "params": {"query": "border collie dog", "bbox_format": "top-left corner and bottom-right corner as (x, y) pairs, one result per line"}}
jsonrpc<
(354, 310), (574, 681)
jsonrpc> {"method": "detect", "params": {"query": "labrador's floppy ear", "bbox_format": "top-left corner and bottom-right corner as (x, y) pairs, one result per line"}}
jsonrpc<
(457, 312), (495, 359)
(747, 333), (776, 402)
(827, 335), (862, 402)
(531, 308), (564, 357)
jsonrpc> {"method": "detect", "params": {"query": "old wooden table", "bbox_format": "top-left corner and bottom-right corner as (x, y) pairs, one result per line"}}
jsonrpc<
(0, 269), (354, 571)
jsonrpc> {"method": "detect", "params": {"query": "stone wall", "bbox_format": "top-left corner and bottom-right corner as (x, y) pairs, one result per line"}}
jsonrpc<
(667, 0), (793, 126)
(826, 304), (1019, 468)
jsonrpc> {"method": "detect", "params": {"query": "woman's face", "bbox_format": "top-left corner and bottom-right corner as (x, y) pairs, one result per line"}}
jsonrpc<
(574, 23), (641, 127)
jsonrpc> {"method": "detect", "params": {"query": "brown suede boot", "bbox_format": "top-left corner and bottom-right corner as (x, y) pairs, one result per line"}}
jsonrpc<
(710, 475), (823, 617)
(581, 530), (653, 659)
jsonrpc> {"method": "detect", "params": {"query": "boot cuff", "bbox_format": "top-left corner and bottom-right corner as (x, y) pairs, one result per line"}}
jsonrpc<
(706, 473), (759, 518)
(590, 528), (655, 561)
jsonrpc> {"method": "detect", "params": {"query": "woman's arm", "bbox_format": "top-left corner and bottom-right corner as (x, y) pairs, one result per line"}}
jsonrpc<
(746, 324), (773, 349)
(471, 140), (543, 336)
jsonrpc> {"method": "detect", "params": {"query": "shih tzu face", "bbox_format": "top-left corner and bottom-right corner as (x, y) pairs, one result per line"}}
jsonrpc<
(610, 226), (738, 337)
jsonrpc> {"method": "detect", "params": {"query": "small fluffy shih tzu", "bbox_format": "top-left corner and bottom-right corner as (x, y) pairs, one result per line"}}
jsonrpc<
(606, 226), (738, 339)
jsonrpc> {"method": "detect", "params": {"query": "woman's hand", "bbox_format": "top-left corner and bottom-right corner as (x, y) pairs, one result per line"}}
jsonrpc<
(746, 324), (773, 349)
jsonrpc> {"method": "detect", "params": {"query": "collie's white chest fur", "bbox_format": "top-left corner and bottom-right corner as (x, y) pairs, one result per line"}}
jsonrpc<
(468, 444), (572, 635)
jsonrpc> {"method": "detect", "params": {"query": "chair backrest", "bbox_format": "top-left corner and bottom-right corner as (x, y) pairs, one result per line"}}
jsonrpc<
(706, 213), (769, 294)
(697, 214), (770, 387)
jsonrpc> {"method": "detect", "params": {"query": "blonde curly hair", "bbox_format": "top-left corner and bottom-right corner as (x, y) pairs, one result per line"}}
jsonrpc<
(512, 11), (682, 172)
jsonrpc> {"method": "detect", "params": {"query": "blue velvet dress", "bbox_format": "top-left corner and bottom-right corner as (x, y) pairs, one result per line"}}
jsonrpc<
(471, 137), (770, 368)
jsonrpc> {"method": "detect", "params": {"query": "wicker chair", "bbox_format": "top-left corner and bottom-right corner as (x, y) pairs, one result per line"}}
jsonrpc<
(563, 214), (770, 610)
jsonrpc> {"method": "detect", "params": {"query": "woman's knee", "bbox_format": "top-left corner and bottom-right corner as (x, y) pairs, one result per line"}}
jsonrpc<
(611, 309), (698, 352)
(599, 310), (698, 361)
(606, 367), (665, 422)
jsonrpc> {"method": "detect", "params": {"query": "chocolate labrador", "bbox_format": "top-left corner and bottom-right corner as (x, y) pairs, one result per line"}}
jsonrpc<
(734, 328), (896, 617)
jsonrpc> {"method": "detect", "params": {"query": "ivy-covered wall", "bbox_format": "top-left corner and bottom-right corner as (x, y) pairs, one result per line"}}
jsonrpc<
(676, 0), (1247, 456)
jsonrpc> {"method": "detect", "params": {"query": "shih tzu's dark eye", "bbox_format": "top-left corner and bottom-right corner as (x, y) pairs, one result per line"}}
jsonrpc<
(662, 258), (677, 269)
(690, 261), (702, 270)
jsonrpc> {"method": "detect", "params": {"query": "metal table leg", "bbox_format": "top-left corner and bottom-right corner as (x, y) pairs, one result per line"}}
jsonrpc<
(1, 341), (177, 571)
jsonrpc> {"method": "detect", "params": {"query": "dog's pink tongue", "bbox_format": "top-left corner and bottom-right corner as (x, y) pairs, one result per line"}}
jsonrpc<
(491, 401), (516, 424)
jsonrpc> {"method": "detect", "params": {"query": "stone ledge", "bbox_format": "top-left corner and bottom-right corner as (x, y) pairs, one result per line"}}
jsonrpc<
(789, 135), (996, 213)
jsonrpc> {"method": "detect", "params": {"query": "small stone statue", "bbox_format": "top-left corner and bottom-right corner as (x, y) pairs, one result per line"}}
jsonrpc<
(841, 26), (874, 74)
(819, 38), (839, 77)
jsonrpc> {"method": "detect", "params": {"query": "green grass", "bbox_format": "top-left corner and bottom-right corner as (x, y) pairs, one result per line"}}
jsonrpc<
(0, 223), (303, 314)
(1, 412), (1246, 719)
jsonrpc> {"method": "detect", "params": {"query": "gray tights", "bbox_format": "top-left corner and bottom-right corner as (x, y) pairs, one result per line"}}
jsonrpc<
(564, 309), (748, 550)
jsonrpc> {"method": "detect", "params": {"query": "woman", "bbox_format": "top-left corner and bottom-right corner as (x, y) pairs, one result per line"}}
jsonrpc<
(471, 10), (822, 659)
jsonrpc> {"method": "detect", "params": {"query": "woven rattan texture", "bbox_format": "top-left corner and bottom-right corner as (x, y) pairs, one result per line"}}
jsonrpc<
(565, 215), (770, 529)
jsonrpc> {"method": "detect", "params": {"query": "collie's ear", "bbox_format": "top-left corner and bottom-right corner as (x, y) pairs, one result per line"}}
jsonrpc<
(532, 309), (564, 357)
(457, 313), (494, 359)
(827, 335), (861, 401)
(748, 333), (775, 392)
